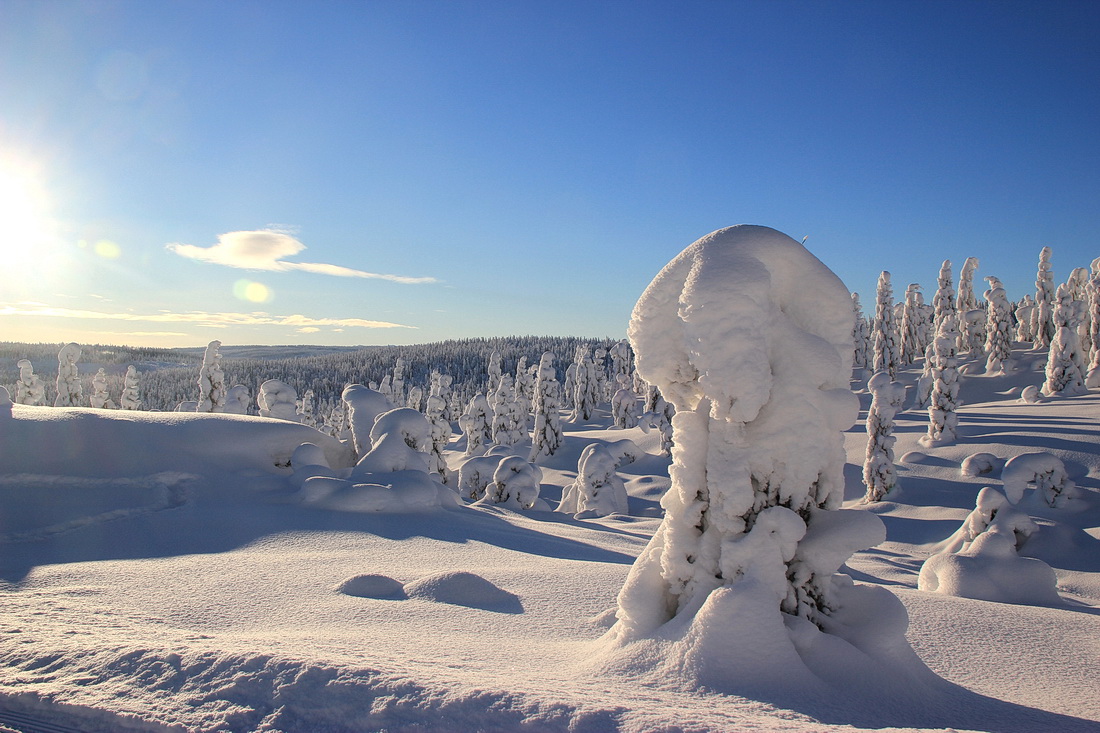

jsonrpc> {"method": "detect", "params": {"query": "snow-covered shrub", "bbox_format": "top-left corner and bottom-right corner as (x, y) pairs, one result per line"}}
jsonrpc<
(89, 368), (115, 409)
(872, 271), (900, 379)
(197, 340), (226, 413)
(341, 384), (395, 458)
(922, 314), (961, 447)
(528, 352), (563, 463)
(475, 455), (543, 510)
(1001, 452), (1075, 507)
(457, 455), (499, 501)
(351, 407), (433, 475)
(983, 276), (1013, 374)
(14, 359), (46, 406)
(223, 385), (251, 415)
(606, 225), (900, 690)
(54, 342), (82, 407)
(1041, 283), (1087, 396)
(558, 443), (629, 518)
(917, 487), (1058, 606)
(960, 452), (1004, 477)
(863, 371), (904, 502)
(458, 393), (492, 456)
(119, 365), (141, 410)
(258, 379), (300, 422)
(1020, 385), (1042, 403)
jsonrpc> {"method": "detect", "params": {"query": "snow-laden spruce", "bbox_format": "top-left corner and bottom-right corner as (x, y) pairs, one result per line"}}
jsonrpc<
(1001, 451), (1075, 507)
(458, 393), (492, 456)
(558, 443), (630, 518)
(257, 379), (300, 422)
(14, 359), (47, 406)
(921, 313), (961, 447)
(900, 283), (927, 364)
(983, 276), (1013, 374)
(599, 225), (920, 696)
(1041, 283), (1088, 396)
(90, 368), (115, 409)
(54, 342), (82, 407)
(197, 340), (226, 413)
(570, 346), (599, 421)
(851, 293), (870, 373)
(863, 371), (904, 502)
(932, 259), (956, 334)
(1087, 269), (1100, 388)
(1033, 246), (1057, 348)
(119, 365), (141, 410)
(872, 271), (900, 378)
(528, 352), (563, 463)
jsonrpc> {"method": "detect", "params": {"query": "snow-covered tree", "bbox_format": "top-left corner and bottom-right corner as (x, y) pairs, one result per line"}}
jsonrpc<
(638, 388), (674, 457)
(558, 443), (629, 518)
(89, 368), (116, 409)
(611, 374), (640, 428)
(1032, 246), (1056, 348)
(1041, 283), (1087, 396)
(196, 340), (226, 413)
(342, 384), (395, 458)
(1087, 270), (1100, 388)
(119, 365), (141, 410)
(607, 226), (899, 687)
(54, 342), (82, 407)
(476, 455), (543, 510)
(1015, 294), (1035, 343)
(377, 375), (394, 403)
(872, 271), (900, 379)
(257, 379), (300, 422)
(932, 259), (956, 335)
(1066, 267), (1093, 358)
(391, 358), (407, 407)
(899, 283), (927, 364)
(913, 343), (935, 410)
(955, 256), (979, 315)
(297, 388), (317, 427)
(512, 356), (533, 430)
(863, 371), (905, 502)
(851, 293), (870, 373)
(489, 374), (524, 447)
(983, 276), (1013, 374)
(922, 314), (961, 446)
(458, 393), (492, 456)
(570, 346), (599, 421)
(486, 351), (502, 395)
(223, 385), (250, 415)
(14, 359), (46, 406)
(405, 385), (423, 413)
(1002, 451), (1075, 507)
(609, 339), (633, 385)
(425, 385), (452, 483)
(528, 351), (563, 463)
(592, 347), (610, 401)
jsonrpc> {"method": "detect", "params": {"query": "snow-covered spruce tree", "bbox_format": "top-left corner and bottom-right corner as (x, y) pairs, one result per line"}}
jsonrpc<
(474, 455), (543, 510)
(913, 343), (935, 410)
(458, 392), (493, 456)
(257, 379), (301, 422)
(297, 388), (317, 427)
(983, 276), (1013, 374)
(391, 358), (407, 407)
(899, 283), (927, 365)
(563, 348), (580, 410)
(1087, 270), (1100, 388)
(425, 384), (452, 483)
(119, 365), (141, 410)
(1015, 294), (1035, 342)
(862, 371), (905, 502)
(1032, 246), (1056, 349)
(872, 271), (900, 379)
(922, 314), (961, 446)
(1041, 283), (1088, 396)
(377, 375), (394, 403)
(486, 351), (503, 395)
(558, 443), (629, 518)
(593, 347), (610, 402)
(89, 368), (115, 409)
(955, 257), (979, 352)
(54, 342), (82, 407)
(932, 259), (956, 335)
(604, 226), (911, 692)
(528, 352), (563, 463)
(14, 359), (46, 406)
(851, 293), (870, 374)
(513, 356), (534, 430)
(341, 384), (395, 459)
(1067, 267), (1093, 358)
(196, 340), (226, 413)
(405, 385), (423, 413)
(571, 346), (599, 422)
(223, 385), (251, 415)
(611, 374), (640, 429)
(609, 339), (633, 386)
(489, 374), (524, 447)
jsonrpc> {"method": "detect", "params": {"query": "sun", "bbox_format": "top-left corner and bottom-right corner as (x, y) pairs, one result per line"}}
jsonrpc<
(0, 158), (62, 270)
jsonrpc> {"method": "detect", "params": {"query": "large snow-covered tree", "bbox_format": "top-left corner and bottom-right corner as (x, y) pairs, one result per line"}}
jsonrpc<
(54, 342), (82, 407)
(119, 365), (141, 410)
(89, 368), (115, 409)
(606, 225), (903, 690)
(955, 257), (979, 353)
(899, 283), (927, 364)
(1032, 246), (1056, 348)
(922, 314), (961, 446)
(570, 346), (599, 422)
(872, 271), (900, 379)
(197, 340), (227, 413)
(458, 393), (493, 456)
(528, 352), (563, 463)
(1041, 283), (1087, 396)
(983, 276), (1013, 374)
(932, 259), (956, 335)
(863, 372), (905, 502)
(14, 359), (46, 406)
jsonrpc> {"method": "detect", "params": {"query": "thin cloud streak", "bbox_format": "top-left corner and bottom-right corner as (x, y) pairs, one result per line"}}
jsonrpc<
(166, 229), (438, 284)
(0, 304), (416, 330)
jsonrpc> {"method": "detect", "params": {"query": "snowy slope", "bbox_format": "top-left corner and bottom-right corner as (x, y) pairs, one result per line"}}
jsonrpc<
(0, 346), (1098, 732)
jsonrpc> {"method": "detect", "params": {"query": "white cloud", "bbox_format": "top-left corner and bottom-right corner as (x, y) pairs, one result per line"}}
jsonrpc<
(165, 230), (438, 284)
(296, 326), (321, 334)
(0, 303), (416, 330)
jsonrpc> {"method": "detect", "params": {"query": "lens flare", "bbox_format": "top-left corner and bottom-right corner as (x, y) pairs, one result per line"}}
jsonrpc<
(94, 240), (122, 259)
(233, 279), (273, 303)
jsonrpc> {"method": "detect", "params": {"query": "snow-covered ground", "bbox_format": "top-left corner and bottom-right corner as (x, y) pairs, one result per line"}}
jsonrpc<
(1, 345), (1098, 732)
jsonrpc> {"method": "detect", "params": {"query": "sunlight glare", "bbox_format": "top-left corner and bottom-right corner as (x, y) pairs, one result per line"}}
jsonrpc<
(0, 158), (61, 272)
(233, 279), (273, 303)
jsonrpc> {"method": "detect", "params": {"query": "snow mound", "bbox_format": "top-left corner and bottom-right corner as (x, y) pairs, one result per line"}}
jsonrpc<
(900, 451), (930, 464)
(403, 571), (523, 613)
(1020, 385), (1042, 403)
(960, 452), (1005, 477)
(336, 574), (407, 600)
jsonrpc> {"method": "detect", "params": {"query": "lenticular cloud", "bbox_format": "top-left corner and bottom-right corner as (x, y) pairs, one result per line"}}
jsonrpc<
(166, 229), (438, 284)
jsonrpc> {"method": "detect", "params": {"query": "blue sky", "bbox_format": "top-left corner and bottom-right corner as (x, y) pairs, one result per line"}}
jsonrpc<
(1, 0), (1098, 347)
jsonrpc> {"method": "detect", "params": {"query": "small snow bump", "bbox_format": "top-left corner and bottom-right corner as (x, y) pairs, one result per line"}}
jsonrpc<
(403, 571), (523, 613)
(335, 574), (407, 600)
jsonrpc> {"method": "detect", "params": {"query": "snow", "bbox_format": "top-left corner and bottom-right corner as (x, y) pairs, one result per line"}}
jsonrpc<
(2, 343), (1100, 725)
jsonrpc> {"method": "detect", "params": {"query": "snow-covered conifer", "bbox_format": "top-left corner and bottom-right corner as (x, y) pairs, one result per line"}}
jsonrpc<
(570, 346), (599, 421)
(961, 307), (987, 355)
(257, 379), (301, 422)
(476, 455), (542, 510)
(609, 340), (632, 385)
(1086, 271), (1100, 388)
(405, 385), (423, 413)
(458, 393), (492, 456)
(528, 352), (563, 463)
(932, 259), (956, 334)
(297, 389), (317, 427)
(391, 358), (406, 407)
(223, 385), (250, 415)
(923, 314), (961, 446)
(378, 375), (394, 403)
(54, 342), (82, 407)
(863, 371), (905, 502)
(563, 353), (579, 410)
(342, 384), (395, 458)
(851, 293), (870, 373)
(1066, 267), (1093, 358)
(512, 356), (533, 429)
(119, 365), (141, 410)
(489, 374), (524, 447)
(1015, 295), (1035, 342)
(955, 257), (979, 352)
(913, 343), (934, 410)
(983, 276), (1013, 374)
(196, 340), (226, 413)
(486, 351), (502, 395)
(872, 271), (900, 378)
(90, 368), (115, 409)
(14, 359), (46, 406)
(638, 389), (675, 457)
(611, 374), (639, 428)
(558, 443), (629, 518)
(1032, 246), (1056, 348)
(899, 283), (927, 364)
(1041, 283), (1087, 396)
(425, 385), (452, 483)
(592, 347), (610, 401)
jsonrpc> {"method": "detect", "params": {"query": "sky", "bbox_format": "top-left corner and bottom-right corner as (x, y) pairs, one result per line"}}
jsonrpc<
(1, 0), (1098, 348)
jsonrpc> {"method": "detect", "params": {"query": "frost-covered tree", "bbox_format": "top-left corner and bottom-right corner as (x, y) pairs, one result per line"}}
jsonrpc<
(528, 352), (563, 463)
(563, 349), (580, 410)
(923, 314), (961, 446)
(983, 276), (1013, 374)
(405, 385), (423, 413)
(592, 347), (610, 402)
(638, 387), (675, 457)
(558, 443), (629, 518)
(489, 374), (524, 447)
(425, 385), (452, 483)
(197, 340), (226, 413)
(872, 271), (900, 379)
(458, 392), (493, 456)
(1066, 267), (1093, 358)
(342, 384), (395, 458)
(611, 374), (640, 428)
(14, 359), (46, 406)
(297, 388), (317, 427)
(899, 283), (927, 364)
(391, 358), (407, 407)
(607, 226), (901, 687)
(863, 372), (905, 502)
(476, 455), (543, 510)
(913, 343), (935, 410)
(955, 257), (979, 352)
(1015, 294), (1035, 343)
(1041, 283), (1087, 396)
(89, 368), (115, 409)
(932, 259), (956, 334)
(512, 356), (533, 430)
(851, 293), (870, 373)
(257, 379), (301, 422)
(119, 365), (141, 410)
(609, 339), (633, 385)
(377, 375), (394, 403)
(54, 342), (82, 407)
(486, 351), (502, 395)
(1032, 246), (1056, 348)
(570, 346), (599, 421)
(1087, 271), (1100, 388)
(223, 385), (251, 415)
